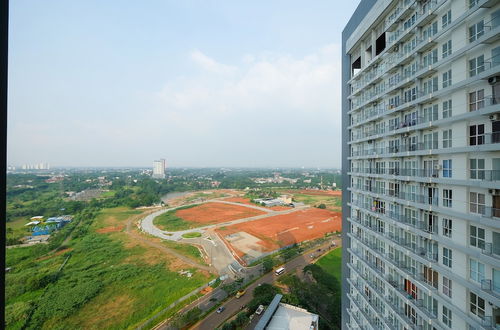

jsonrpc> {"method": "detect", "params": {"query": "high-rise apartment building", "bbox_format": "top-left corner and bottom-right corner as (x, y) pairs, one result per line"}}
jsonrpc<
(342, 1), (500, 329)
(152, 159), (166, 179)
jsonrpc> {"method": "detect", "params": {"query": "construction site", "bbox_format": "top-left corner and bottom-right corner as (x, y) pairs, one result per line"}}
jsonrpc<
(141, 190), (342, 274)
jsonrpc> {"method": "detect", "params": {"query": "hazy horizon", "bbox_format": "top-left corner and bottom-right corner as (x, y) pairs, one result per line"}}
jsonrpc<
(8, 0), (360, 168)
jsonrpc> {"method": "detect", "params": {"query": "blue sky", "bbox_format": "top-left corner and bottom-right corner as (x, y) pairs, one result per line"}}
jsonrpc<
(8, 0), (360, 168)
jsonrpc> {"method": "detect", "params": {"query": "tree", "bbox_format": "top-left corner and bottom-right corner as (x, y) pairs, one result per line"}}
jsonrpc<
(317, 203), (326, 209)
(262, 257), (274, 273)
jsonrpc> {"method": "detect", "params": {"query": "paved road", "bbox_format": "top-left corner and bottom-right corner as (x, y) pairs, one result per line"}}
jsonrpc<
(127, 209), (216, 273)
(140, 199), (309, 274)
(141, 200), (307, 241)
(189, 238), (342, 330)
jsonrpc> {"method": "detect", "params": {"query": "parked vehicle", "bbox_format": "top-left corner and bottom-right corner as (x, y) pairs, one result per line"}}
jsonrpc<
(275, 267), (285, 275)
(236, 290), (246, 298)
(216, 306), (225, 313)
(255, 305), (265, 315)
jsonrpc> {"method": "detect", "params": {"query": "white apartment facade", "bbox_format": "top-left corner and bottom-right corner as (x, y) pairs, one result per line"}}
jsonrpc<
(152, 159), (166, 179)
(342, 1), (500, 330)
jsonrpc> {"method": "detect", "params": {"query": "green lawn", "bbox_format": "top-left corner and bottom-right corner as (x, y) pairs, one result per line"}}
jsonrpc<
(316, 247), (342, 280)
(287, 192), (341, 210)
(153, 205), (201, 231)
(185, 191), (228, 202)
(163, 240), (206, 265)
(182, 232), (202, 238)
(5, 207), (213, 330)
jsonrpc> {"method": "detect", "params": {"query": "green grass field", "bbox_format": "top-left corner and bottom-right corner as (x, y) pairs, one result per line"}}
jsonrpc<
(163, 240), (206, 265)
(182, 232), (202, 238)
(5, 207), (213, 330)
(287, 192), (341, 210)
(316, 247), (342, 280)
(184, 191), (228, 202)
(153, 205), (201, 231)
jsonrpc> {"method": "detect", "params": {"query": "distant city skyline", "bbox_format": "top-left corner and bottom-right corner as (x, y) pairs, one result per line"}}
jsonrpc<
(8, 0), (360, 168)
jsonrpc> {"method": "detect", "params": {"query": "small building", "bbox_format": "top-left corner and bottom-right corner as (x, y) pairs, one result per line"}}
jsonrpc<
(254, 294), (319, 330)
(254, 198), (283, 207)
(25, 216), (72, 236)
(278, 195), (292, 204)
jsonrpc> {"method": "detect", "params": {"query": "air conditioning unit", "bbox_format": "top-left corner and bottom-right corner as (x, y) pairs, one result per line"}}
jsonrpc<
(488, 189), (500, 195)
(489, 114), (500, 121)
(434, 165), (442, 170)
(393, 45), (399, 52)
(488, 76), (500, 85)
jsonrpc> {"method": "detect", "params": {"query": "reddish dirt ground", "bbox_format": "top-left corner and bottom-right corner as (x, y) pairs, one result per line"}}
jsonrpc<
(223, 197), (292, 211)
(175, 202), (266, 224)
(216, 208), (342, 254)
(96, 226), (124, 234)
(223, 197), (254, 205)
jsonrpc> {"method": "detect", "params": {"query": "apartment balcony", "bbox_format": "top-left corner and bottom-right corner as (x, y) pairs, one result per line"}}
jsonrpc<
(350, 185), (439, 208)
(479, 207), (500, 220)
(416, 273), (438, 292)
(347, 293), (378, 330)
(469, 132), (500, 147)
(348, 278), (386, 316)
(481, 279), (500, 299)
(346, 307), (363, 329)
(482, 242), (500, 259)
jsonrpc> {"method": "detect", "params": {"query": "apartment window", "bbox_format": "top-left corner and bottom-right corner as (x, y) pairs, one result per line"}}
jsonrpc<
(443, 160), (452, 178)
(470, 159), (485, 179)
(469, 89), (485, 111)
(442, 218), (452, 238)
(442, 100), (452, 118)
(423, 49), (438, 67)
(469, 124), (485, 145)
(443, 276), (452, 297)
(423, 21), (438, 39)
(470, 193), (486, 215)
(469, 258), (485, 283)
(404, 87), (418, 102)
(469, 20), (485, 43)
(403, 13), (417, 30)
(469, 55), (485, 77)
(443, 247), (452, 267)
(442, 69), (452, 88)
(423, 76), (438, 94)
(442, 10), (451, 29)
(469, 0), (480, 8)
(443, 189), (452, 207)
(442, 40), (452, 58)
(442, 306), (452, 327)
(423, 104), (438, 122)
(470, 225), (485, 249)
(470, 292), (485, 318)
(443, 129), (452, 148)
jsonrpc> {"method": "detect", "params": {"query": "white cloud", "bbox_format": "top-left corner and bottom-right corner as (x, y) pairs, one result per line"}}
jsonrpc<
(189, 49), (237, 74)
(7, 44), (343, 167)
(149, 44), (343, 167)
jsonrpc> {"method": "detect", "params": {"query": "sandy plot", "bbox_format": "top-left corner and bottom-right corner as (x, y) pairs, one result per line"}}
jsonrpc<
(216, 208), (342, 257)
(175, 202), (266, 224)
(224, 231), (267, 259)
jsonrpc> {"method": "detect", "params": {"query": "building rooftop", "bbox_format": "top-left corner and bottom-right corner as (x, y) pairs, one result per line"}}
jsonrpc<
(254, 294), (319, 330)
(266, 303), (319, 330)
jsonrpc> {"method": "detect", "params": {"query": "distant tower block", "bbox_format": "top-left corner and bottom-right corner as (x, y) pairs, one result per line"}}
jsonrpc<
(152, 159), (166, 179)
